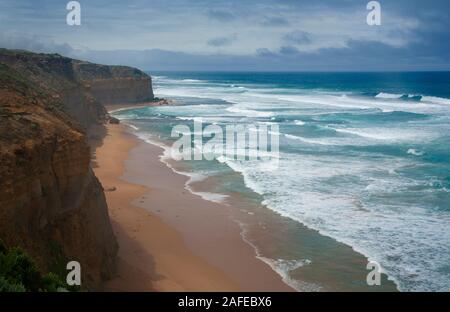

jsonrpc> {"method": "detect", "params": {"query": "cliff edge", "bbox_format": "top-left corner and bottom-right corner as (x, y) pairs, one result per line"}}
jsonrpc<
(74, 61), (154, 105)
(0, 49), (154, 128)
(0, 49), (153, 289)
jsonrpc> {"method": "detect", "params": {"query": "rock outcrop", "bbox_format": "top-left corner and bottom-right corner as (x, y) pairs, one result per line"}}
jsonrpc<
(0, 49), (154, 128)
(74, 62), (154, 105)
(0, 49), (153, 289)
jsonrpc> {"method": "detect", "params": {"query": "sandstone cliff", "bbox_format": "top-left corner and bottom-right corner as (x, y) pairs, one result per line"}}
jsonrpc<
(0, 50), (153, 289)
(74, 61), (154, 105)
(0, 49), (154, 128)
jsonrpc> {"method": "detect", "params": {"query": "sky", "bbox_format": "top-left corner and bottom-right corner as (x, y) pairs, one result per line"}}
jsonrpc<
(0, 0), (449, 71)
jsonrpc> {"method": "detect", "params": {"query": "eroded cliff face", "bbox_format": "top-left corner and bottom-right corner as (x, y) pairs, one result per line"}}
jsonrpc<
(0, 52), (126, 289)
(0, 49), (154, 128)
(74, 62), (154, 105)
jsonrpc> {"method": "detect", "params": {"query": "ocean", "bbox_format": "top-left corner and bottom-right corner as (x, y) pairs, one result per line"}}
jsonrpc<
(112, 71), (450, 292)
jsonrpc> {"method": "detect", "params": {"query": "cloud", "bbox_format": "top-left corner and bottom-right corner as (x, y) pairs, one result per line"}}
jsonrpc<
(1, 0), (449, 71)
(279, 46), (300, 56)
(207, 35), (237, 47)
(5, 40), (446, 72)
(0, 0), (432, 55)
(0, 33), (74, 56)
(260, 16), (290, 27)
(256, 48), (277, 58)
(207, 9), (236, 22)
(283, 31), (312, 45)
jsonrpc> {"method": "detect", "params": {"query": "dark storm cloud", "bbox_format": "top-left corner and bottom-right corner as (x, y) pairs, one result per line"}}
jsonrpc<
(0, 0), (449, 70)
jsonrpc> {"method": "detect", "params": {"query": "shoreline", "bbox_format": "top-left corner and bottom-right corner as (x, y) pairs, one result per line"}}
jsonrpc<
(93, 102), (399, 292)
(90, 109), (294, 291)
(106, 100), (173, 114)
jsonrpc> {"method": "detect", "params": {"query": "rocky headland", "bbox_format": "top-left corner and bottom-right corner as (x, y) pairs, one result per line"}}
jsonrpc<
(0, 49), (155, 289)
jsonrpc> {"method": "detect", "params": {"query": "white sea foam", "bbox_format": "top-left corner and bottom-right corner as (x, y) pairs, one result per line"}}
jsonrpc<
(334, 128), (400, 140)
(257, 257), (321, 292)
(333, 127), (435, 142)
(155, 75), (450, 115)
(407, 148), (424, 156)
(182, 79), (202, 83)
(145, 75), (450, 291)
(125, 123), (139, 131)
(187, 190), (229, 203)
(219, 150), (450, 291)
(226, 106), (275, 117)
(376, 93), (450, 106)
(376, 92), (404, 99)
(176, 116), (204, 122)
(284, 134), (335, 146)
(422, 96), (450, 105)
(130, 130), (230, 204)
(234, 217), (321, 292)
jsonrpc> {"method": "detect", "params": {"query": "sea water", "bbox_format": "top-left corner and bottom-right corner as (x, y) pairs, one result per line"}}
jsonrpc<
(113, 72), (450, 291)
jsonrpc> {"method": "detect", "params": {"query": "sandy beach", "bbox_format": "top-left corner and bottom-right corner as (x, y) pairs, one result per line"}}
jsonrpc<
(90, 113), (293, 291)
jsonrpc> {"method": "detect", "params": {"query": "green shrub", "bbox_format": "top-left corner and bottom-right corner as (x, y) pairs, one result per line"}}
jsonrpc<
(0, 247), (42, 291)
(41, 273), (66, 292)
(0, 240), (68, 292)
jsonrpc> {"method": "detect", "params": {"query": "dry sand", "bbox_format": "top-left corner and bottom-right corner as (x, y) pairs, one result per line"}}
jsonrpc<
(90, 120), (293, 292)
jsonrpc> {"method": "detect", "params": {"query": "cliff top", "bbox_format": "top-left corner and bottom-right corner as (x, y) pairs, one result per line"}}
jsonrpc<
(0, 48), (151, 89)
(0, 62), (82, 150)
(0, 48), (154, 127)
(73, 62), (149, 81)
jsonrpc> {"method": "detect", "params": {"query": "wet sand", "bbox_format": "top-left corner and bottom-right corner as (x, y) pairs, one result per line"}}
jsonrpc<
(90, 121), (293, 291)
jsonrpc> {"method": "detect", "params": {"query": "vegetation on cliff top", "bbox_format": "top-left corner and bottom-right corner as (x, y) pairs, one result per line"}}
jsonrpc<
(0, 240), (67, 292)
(0, 48), (150, 85)
(0, 62), (69, 120)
